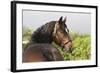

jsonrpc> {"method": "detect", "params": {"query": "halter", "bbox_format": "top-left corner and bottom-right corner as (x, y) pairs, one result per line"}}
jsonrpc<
(53, 28), (72, 48)
(62, 40), (72, 48)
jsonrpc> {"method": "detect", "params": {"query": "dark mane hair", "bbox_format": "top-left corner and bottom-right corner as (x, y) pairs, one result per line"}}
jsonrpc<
(29, 21), (56, 44)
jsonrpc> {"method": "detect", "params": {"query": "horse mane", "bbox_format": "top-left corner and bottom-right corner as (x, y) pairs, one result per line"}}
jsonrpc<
(29, 21), (56, 44)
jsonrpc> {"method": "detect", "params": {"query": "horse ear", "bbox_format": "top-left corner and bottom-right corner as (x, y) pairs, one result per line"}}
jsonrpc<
(63, 17), (66, 23)
(58, 16), (63, 23)
(63, 17), (68, 29)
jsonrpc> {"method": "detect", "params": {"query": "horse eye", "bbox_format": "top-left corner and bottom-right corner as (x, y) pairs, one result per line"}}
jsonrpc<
(64, 24), (67, 28)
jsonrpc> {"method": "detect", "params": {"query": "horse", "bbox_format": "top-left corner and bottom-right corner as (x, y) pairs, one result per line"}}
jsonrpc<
(23, 16), (72, 62)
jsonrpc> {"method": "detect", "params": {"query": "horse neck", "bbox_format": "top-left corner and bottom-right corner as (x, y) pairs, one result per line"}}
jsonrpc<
(30, 21), (56, 44)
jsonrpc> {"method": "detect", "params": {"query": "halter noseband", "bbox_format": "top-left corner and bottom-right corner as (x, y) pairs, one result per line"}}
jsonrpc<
(62, 40), (72, 48)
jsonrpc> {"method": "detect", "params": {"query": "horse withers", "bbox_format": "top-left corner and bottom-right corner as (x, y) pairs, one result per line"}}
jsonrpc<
(23, 16), (72, 62)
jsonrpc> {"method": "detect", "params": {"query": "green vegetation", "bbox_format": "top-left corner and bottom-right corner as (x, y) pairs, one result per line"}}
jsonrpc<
(23, 28), (91, 60)
(22, 28), (34, 49)
(52, 32), (91, 60)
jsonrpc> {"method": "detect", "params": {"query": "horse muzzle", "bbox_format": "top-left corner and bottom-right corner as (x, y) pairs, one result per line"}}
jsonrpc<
(63, 41), (73, 53)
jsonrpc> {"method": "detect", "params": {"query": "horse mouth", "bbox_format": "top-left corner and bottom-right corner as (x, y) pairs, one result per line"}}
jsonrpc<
(64, 47), (72, 53)
(64, 42), (72, 53)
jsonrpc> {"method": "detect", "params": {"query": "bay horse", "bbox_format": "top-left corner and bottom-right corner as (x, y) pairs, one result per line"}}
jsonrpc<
(23, 16), (72, 62)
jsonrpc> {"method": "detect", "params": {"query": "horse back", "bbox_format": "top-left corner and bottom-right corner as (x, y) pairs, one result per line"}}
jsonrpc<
(23, 44), (64, 62)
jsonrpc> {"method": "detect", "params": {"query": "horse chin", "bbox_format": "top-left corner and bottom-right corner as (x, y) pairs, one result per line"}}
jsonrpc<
(64, 45), (72, 53)
(64, 48), (72, 53)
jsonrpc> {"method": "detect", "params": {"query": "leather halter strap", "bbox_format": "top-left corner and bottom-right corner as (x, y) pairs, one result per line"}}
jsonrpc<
(53, 28), (71, 48)
(62, 40), (72, 48)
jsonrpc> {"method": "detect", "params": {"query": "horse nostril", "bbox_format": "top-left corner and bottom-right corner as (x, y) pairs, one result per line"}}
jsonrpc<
(68, 47), (73, 53)
(69, 48), (73, 53)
